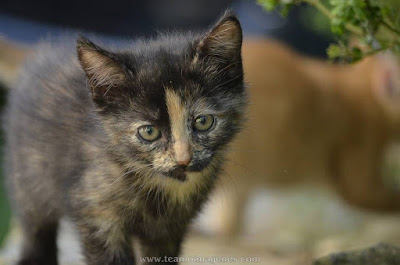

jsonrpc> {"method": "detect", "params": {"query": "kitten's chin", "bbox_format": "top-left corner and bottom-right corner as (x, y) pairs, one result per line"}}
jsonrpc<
(163, 167), (187, 182)
(162, 162), (210, 182)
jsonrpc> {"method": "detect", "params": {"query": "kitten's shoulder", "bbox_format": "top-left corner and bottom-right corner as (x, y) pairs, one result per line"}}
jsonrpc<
(9, 36), (90, 114)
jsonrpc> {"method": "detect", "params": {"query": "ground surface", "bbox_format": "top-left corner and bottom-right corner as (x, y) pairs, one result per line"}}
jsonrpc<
(0, 221), (308, 265)
(2, 188), (400, 265)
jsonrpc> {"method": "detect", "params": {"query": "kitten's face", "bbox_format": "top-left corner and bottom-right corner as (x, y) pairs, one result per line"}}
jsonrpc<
(77, 14), (246, 186)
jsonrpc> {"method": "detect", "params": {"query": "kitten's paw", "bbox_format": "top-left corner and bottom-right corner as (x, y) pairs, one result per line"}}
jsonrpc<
(17, 256), (57, 265)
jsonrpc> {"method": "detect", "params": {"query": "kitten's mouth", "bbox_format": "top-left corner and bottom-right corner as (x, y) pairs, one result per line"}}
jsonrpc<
(162, 160), (211, 182)
(163, 166), (187, 182)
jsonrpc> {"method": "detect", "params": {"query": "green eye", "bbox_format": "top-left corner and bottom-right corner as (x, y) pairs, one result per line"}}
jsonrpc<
(138, 125), (161, 142)
(193, 115), (214, 131)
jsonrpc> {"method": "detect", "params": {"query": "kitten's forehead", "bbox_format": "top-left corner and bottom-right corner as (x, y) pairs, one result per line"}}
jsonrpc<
(120, 34), (245, 124)
(165, 88), (189, 143)
(132, 79), (238, 125)
(130, 36), (195, 70)
(164, 88), (200, 167)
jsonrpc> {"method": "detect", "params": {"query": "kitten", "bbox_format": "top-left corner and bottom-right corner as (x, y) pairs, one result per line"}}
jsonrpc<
(4, 12), (247, 265)
(214, 39), (400, 236)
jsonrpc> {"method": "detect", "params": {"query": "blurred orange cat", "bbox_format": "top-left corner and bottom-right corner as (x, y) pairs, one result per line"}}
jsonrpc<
(218, 38), (400, 236)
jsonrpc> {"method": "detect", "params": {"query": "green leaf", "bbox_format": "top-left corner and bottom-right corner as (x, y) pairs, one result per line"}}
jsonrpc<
(327, 44), (343, 59)
(350, 47), (364, 62)
(259, 0), (400, 61)
(257, 0), (281, 11)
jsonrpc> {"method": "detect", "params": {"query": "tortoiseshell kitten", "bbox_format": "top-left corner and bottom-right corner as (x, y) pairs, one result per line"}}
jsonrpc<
(4, 12), (247, 265)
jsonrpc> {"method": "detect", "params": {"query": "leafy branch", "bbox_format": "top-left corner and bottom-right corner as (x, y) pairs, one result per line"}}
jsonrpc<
(257, 0), (400, 62)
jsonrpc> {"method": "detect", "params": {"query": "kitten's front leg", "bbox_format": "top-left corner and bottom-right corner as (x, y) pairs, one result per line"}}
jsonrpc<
(138, 235), (183, 265)
(78, 223), (136, 265)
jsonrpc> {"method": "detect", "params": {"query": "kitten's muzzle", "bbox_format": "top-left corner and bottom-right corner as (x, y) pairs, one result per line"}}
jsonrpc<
(163, 158), (211, 182)
(164, 165), (188, 182)
(176, 156), (191, 166)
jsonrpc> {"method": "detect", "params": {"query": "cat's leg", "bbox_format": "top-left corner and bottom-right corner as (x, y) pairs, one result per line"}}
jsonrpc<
(213, 179), (252, 238)
(78, 223), (136, 265)
(138, 235), (183, 265)
(334, 144), (400, 211)
(221, 187), (250, 237)
(9, 170), (61, 265)
(17, 216), (59, 265)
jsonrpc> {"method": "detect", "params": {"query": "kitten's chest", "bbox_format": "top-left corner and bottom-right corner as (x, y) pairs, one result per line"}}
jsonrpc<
(126, 197), (196, 239)
(133, 188), (202, 221)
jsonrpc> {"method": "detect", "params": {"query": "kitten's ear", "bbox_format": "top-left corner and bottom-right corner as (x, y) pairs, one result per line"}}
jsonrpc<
(76, 36), (128, 100)
(195, 11), (242, 63)
(372, 54), (400, 106)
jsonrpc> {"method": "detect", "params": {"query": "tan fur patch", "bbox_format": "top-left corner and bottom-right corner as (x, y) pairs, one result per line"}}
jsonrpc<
(165, 89), (192, 164)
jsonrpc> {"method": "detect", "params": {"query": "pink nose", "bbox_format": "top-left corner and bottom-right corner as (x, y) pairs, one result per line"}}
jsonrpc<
(174, 141), (191, 166)
(177, 156), (191, 166)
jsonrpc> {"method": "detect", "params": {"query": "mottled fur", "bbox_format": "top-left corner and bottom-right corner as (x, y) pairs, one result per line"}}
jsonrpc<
(4, 12), (246, 265)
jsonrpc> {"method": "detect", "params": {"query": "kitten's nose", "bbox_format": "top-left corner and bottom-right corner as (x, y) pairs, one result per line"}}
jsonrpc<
(177, 155), (191, 167)
(174, 141), (192, 166)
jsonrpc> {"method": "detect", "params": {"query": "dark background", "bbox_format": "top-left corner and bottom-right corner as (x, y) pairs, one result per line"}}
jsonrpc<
(0, 0), (332, 57)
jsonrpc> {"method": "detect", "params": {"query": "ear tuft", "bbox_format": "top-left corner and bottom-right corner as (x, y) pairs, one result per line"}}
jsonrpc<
(76, 36), (127, 98)
(195, 11), (242, 63)
(373, 53), (400, 102)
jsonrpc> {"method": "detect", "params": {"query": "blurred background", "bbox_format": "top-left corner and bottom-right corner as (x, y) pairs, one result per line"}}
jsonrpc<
(0, 0), (332, 54)
(1, 1), (400, 265)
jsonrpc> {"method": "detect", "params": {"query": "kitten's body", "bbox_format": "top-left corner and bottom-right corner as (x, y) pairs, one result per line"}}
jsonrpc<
(5, 14), (246, 265)
(217, 39), (400, 236)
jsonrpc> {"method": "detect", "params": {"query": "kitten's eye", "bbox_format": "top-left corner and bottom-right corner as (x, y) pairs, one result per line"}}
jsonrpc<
(138, 125), (161, 142)
(193, 115), (214, 132)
